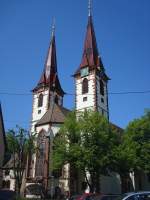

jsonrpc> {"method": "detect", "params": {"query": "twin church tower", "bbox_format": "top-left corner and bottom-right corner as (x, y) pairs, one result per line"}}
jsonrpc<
(31, 2), (109, 135)
(27, 1), (110, 194)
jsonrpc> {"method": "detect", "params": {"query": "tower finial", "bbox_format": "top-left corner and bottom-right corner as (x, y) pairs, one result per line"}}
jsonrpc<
(88, 0), (92, 16)
(51, 17), (55, 37)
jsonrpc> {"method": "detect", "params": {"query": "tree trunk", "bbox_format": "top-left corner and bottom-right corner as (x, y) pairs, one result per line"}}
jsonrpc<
(84, 170), (92, 192)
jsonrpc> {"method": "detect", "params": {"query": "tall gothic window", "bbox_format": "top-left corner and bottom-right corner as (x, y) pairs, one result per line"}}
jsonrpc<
(38, 94), (43, 107)
(100, 80), (104, 96)
(82, 78), (88, 94)
(35, 131), (46, 177)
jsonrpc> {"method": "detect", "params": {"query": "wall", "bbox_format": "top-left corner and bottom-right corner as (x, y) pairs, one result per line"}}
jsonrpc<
(76, 72), (95, 111)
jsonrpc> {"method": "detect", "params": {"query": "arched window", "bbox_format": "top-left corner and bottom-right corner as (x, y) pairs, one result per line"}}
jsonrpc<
(100, 80), (104, 96)
(38, 94), (43, 107)
(35, 131), (46, 177)
(82, 78), (88, 94)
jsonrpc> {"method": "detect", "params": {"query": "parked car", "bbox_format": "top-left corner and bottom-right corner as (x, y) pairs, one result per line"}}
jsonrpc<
(0, 189), (16, 200)
(116, 191), (150, 200)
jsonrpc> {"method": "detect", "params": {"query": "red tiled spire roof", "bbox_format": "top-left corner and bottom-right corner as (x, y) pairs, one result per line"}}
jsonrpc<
(74, 9), (104, 76)
(33, 25), (65, 95)
(80, 15), (101, 68)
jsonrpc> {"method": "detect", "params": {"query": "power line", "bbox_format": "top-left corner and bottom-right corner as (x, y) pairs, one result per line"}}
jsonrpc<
(0, 92), (31, 96)
(109, 90), (150, 95)
(0, 90), (150, 96)
(67, 90), (150, 95)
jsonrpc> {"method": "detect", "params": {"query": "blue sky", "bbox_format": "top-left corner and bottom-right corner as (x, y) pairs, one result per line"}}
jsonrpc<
(0, 0), (150, 131)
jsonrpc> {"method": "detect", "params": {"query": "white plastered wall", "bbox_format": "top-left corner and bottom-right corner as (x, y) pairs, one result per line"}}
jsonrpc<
(76, 73), (95, 111)
(31, 89), (49, 133)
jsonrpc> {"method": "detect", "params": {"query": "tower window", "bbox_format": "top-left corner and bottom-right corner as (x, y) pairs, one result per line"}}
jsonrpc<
(100, 80), (104, 96)
(82, 78), (88, 94)
(101, 98), (104, 103)
(38, 110), (41, 114)
(38, 94), (43, 107)
(83, 97), (87, 102)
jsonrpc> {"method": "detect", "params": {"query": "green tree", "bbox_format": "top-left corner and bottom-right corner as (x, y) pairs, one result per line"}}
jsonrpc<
(78, 111), (119, 192)
(111, 140), (134, 193)
(6, 126), (35, 195)
(53, 111), (119, 193)
(123, 110), (150, 190)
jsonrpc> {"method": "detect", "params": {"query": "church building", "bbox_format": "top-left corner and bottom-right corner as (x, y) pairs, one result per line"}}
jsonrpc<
(25, 1), (150, 197)
(25, 1), (122, 196)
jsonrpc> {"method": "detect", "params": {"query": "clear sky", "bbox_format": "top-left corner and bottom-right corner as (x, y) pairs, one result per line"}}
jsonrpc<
(0, 0), (150, 131)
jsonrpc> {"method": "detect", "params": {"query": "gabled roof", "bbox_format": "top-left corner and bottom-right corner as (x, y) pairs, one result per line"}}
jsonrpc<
(0, 103), (6, 151)
(36, 104), (70, 126)
(33, 28), (65, 95)
(74, 15), (104, 76)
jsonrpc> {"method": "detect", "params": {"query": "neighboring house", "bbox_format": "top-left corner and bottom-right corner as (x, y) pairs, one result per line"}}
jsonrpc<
(0, 103), (6, 188)
(2, 155), (16, 191)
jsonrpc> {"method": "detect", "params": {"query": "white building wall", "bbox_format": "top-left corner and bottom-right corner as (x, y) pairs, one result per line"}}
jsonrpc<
(51, 124), (62, 137)
(36, 124), (50, 134)
(76, 73), (95, 111)
(31, 89), (49, 133)
(75, 71), (109, 118)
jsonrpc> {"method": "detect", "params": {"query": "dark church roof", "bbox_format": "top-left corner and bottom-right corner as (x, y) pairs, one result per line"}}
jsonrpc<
(0, 103), (6, 151)
(36, 104), (70, 126)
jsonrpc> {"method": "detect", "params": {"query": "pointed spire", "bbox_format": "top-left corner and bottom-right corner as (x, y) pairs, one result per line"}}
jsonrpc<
(33, 20), (65, 95)
(51, 17), (55, 37)
(74, 1), (104, 76)
(79, 7), (103, 69)
(88, 0), (92, 17)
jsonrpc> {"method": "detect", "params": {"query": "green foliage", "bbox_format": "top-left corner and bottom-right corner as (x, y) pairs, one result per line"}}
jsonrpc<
(53, 111), (81, 169)
(53, 110), (120, 192)
(124, 111), (150, 173)
(6, 126), (36, 194)
(78, 111), (118, 175)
